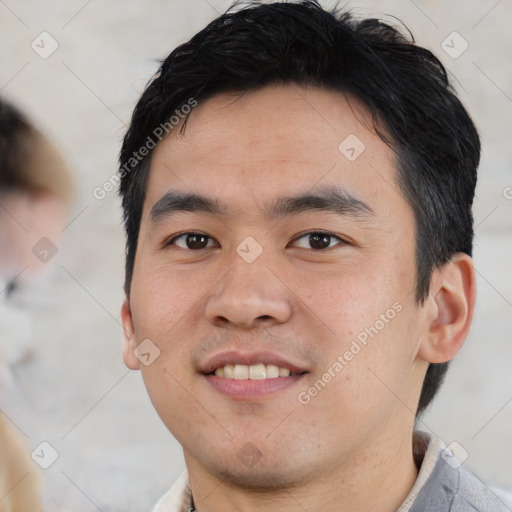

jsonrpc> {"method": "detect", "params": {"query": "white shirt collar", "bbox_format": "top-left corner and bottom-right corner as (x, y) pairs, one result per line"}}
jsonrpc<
(397, 431), (444, 511)
(152, 471), (192, 512)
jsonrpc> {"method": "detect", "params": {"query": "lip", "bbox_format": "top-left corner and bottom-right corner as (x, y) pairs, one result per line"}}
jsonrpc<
(204, 373), (306, 400)
(198, 350), (309, 375)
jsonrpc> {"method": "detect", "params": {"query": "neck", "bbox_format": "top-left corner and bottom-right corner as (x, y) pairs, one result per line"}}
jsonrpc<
(185, 426), (419, 512)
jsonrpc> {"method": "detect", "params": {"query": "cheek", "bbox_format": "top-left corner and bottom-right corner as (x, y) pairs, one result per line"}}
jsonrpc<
(128, 266), (211, 410)
(131, 266), (209, 434)
(323, 302), (421, 420)
(291, 259), (419, 410)
(130, 262), (209, 339)
(290, 256), (405, 335)
(140, 365), (215, 442)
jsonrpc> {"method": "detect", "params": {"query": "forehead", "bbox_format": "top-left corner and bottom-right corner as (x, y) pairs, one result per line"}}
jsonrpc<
(144, 84), (404, 218)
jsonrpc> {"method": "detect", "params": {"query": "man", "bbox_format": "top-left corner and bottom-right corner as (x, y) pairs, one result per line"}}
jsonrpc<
(118, 2), (510, 511)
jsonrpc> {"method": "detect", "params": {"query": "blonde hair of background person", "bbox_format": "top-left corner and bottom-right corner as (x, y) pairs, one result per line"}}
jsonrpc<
(0, 414), (41, 512)
(0, 98), (74, 511)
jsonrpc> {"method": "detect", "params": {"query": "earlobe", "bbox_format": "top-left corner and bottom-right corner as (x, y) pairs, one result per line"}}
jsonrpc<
(418, 253), (476, 364)
(121, 298), (141, 370)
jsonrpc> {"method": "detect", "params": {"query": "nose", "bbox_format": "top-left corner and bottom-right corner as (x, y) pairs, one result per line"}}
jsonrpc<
(205, 255), (293, 329)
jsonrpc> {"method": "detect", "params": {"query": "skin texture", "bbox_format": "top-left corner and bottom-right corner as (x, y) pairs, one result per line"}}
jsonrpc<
(121, 85), (475, 512)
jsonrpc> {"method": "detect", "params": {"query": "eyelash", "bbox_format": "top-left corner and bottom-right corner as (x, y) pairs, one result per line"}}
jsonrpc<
(165, 231), (347, 251)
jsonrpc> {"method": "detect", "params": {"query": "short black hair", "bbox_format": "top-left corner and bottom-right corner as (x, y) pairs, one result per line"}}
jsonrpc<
(119, 0), (480, 417)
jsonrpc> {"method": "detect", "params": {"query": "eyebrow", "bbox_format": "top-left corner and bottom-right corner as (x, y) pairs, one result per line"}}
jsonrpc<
(149, 186), (374, 223)
(150, 191), (223, 221)
(266, 186), (374, 219)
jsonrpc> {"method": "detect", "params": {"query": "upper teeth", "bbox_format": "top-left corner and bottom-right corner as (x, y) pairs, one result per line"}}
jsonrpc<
(214, 364), (291, 380)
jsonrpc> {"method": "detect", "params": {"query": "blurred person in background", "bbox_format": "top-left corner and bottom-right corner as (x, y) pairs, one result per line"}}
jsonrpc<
(0, 98), (74, 294)
(0, 97), (74, 512)
(0, 97), (74, 366)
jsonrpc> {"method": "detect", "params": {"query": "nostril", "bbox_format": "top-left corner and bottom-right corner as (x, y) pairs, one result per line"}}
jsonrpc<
(257, 315), (273, 322)
(214, 316), (231, 326)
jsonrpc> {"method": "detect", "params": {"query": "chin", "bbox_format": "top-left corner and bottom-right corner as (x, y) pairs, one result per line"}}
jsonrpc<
(217, 467), (301, 491)
(204, 451), (316, 491)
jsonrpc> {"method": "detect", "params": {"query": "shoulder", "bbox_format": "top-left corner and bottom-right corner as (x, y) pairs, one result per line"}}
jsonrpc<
(413, 450), (512, 511)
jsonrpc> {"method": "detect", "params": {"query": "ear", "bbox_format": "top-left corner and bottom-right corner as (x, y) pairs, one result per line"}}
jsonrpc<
(121, 298), (140, 370)
(418, 253), (476, 364)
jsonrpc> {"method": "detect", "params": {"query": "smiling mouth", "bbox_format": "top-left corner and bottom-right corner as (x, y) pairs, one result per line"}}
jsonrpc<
(211, 363), (305, 380)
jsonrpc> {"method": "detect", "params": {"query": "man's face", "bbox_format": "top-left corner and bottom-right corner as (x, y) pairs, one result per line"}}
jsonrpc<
(122, 85), (431, 488)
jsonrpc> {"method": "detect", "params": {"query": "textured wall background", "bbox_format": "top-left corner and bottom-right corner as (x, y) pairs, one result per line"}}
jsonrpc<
(1, 1), (511, 510)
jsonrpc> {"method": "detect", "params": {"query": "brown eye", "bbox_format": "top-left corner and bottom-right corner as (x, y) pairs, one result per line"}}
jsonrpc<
(185, 234), (209, 249)
(170, 233), (215, 250)
(309, 233), (332, 249)
(291, 231), (345, 250)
